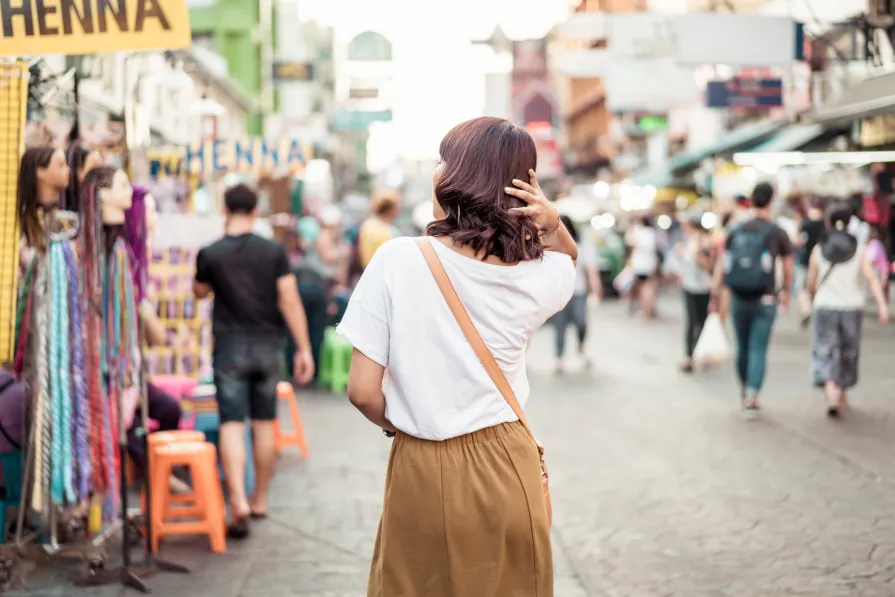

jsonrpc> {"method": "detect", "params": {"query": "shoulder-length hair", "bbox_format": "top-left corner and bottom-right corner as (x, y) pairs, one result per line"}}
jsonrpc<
(426, 117), (542, 262)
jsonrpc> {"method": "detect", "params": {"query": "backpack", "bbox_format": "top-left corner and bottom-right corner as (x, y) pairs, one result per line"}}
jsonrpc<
(724, 221), (775, 297)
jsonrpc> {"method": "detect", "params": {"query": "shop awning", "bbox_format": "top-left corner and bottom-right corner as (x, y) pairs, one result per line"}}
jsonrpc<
(748, 123), (828, 152)
(812, 69), (895, 125)
(629, 119), (785, 187)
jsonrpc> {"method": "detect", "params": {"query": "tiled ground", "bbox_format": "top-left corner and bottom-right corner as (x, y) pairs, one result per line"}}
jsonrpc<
(8, 297), (895, 596)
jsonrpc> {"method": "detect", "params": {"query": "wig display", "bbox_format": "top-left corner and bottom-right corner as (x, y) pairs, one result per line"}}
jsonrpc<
(17, 147), (58, 253)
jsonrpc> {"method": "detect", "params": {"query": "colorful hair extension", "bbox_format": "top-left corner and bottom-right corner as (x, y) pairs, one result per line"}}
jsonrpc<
(30, 254), (50, 513)
(64, 242), (92, 500)
(124, 185), (148, 304)
(49, 242), (75, 504)
(80, 182), (106, 494)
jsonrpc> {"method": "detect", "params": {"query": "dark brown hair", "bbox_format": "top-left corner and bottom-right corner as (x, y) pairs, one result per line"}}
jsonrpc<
(17, 146), (58, 252)
(426, 117), (542, 262)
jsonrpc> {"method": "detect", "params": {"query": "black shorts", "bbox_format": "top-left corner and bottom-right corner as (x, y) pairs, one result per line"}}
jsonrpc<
(213, 336), (284, 424)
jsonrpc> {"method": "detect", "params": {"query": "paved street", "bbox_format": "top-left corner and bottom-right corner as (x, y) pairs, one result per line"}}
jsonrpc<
(10, 295), (895, 597)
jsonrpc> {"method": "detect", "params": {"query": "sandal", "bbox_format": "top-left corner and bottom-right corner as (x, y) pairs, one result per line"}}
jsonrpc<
(227, 512), (251, 540)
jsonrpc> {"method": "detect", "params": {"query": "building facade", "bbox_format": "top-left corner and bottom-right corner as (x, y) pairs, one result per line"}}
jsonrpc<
(190, 0), (266, 134)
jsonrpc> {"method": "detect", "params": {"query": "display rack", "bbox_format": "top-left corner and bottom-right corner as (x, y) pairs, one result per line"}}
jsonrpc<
(146, 247), (212, 380)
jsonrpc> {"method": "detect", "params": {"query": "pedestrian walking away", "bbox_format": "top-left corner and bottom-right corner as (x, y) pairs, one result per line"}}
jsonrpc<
(337, 117), (577, 597)
(193, 184), (316, 539)
(553, 215), (601, 374)
(676, 212), (715, 373)
(713, 182), (794, 418)
(806, 203), (890, 418)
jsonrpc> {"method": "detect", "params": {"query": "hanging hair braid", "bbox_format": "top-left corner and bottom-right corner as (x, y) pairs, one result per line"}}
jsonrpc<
(65, 143), (92, 212)
(17, 147), (58, 253)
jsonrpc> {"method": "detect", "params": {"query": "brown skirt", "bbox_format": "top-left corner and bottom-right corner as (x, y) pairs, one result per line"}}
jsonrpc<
(367, 421), (553, 597)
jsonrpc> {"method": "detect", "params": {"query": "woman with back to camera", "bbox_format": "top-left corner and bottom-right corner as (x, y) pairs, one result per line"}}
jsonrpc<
(807, 203), (889, 418)
(553, 214), (601, 374)
(337, 117), (577, 597)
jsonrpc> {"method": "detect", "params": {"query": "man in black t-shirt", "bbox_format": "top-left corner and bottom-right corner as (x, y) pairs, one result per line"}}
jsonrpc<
(712, 182), (794, 418)
(194, 184), (314, 538)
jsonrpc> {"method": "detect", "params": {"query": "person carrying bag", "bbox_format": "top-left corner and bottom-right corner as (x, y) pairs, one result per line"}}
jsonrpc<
(336, 117), (578, 597)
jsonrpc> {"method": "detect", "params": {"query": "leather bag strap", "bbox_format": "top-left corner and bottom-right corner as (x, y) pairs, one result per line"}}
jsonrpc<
(415, 238), (534, 440)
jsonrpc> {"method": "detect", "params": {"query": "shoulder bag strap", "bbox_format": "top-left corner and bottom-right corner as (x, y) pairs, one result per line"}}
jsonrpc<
(415, 238), (535, 439)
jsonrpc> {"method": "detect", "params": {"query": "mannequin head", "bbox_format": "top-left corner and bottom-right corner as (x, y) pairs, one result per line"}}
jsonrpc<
(82, 166), (133, 225)
(65, 143), (103, 211)
(18, 146), (70, 251)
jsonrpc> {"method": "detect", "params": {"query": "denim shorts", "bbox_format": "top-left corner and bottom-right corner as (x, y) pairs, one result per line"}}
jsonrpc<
(213, 335), (284, 424)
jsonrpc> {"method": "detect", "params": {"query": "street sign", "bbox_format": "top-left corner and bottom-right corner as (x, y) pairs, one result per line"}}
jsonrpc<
(706, 78), (784, 109)
(0, 0), (191, 56)
(272, 62), (314, 82)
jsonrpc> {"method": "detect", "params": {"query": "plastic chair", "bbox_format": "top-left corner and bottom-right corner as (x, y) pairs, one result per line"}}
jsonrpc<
(150, 441), (226, 554)
(0, 452), (22, 544)
(141, 430), (206, 520)
(274, 382), (309, 459)
(319, 327), (351, 393)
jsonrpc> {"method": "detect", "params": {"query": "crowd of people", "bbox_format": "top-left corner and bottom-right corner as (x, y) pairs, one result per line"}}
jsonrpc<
(655, 182), (891, 419)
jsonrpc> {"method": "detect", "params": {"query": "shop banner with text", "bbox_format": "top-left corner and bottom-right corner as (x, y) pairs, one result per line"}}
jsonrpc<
(0, 0), (191, 57)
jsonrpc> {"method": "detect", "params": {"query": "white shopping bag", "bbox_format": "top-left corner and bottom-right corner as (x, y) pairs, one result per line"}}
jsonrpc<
(692, 313), (730, 366)
(613, 267), (635, 295)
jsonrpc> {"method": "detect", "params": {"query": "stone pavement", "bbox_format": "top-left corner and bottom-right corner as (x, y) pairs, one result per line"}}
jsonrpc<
(9, 294), (895, 596)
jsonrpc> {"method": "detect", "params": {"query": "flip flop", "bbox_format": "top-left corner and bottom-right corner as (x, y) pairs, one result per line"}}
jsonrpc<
(250, 512), (268, 520)
(227, 516), (250, 540)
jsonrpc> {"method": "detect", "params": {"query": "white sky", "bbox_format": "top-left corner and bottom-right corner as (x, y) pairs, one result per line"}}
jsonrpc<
(298, 0), (574, 160)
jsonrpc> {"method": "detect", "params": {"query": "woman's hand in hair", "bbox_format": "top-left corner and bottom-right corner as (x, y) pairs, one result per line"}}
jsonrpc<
(506, 170), (577, 263)
(505, 170), (559, 234)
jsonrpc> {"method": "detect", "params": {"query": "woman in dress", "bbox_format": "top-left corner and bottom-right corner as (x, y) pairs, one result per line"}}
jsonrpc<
(807, 203), (889, 417)
(337, 117), (577, 597)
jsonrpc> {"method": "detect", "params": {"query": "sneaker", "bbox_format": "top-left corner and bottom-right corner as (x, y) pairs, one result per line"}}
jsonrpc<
(741, 405), (760, 421)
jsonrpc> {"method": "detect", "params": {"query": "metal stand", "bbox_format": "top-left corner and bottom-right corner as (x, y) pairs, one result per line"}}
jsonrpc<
(136, 318), (189, 576)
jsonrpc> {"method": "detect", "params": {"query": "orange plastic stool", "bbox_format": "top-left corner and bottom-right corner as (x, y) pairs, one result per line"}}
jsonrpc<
(149, 441), (226, 554)
(274, 381), (309, 459)
(143, 430), (206, 519)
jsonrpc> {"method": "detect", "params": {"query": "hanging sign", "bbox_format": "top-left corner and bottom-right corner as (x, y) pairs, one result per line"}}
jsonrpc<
(0, 0), (191, 57)
(706, 78), (784, 109)
(149, 137), (313, 176)
(272, 62), (314, 82)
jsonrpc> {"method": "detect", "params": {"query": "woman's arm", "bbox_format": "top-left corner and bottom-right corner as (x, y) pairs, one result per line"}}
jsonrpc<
(540, 221), (578, 264)
(138, 304), (167, 346)
(805, 248), (820, 297)
(346, 349), (396, 433)
(860, 248), (890, 323)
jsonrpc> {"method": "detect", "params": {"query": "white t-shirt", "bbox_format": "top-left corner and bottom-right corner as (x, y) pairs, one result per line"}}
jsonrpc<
(336, 236), (576, 441)
(628, 226), (658, 275)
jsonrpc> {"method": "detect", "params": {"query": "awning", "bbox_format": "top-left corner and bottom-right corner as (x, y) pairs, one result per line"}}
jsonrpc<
(749, 123), (828, 152)
(813, 69), (895, 125)
(629, 119), (785, 187)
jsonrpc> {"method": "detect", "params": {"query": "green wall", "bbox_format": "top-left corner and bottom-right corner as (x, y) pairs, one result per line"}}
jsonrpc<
(191, 0), (274, 135)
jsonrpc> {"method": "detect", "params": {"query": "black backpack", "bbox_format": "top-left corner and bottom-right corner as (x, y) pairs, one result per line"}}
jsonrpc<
(724, 222), (775, 297)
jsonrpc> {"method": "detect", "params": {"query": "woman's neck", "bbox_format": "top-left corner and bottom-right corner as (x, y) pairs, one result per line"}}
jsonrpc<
(433, 236), (518, 266)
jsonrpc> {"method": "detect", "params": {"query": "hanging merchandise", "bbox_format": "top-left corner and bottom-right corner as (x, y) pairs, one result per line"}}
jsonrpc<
(0, 62), (28, 364)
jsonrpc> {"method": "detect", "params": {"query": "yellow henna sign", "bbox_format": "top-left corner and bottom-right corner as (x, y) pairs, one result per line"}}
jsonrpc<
(0, 0), (191, 56)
